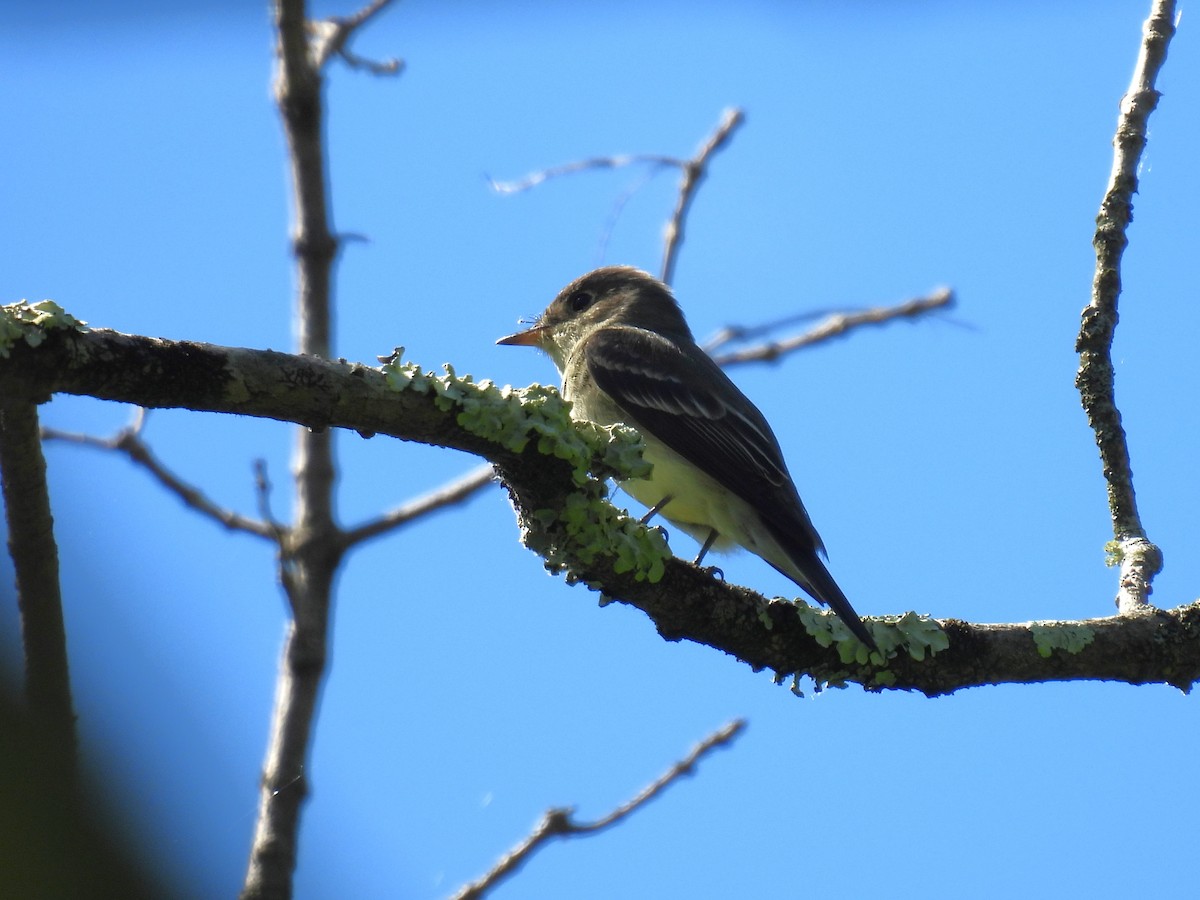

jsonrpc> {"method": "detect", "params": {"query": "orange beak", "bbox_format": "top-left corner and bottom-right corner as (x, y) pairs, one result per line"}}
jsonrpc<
(496, 324), (548, 347)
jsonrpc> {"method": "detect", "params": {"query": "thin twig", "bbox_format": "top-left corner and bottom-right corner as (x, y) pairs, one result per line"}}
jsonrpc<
(1075, 0), (1175, 613)
(41, 418), (276, 540)
(310, 0), (403, 73)
(253, 459), (286, 539)
(594, 165), (662, 265)
(661, 107), (744, 286)
(489, 107), (745, 287)
(453, 719), (746, 900)
(489, 154), (681, 195)
(343, 463), (495, 548)
(709, 288), (955, 367)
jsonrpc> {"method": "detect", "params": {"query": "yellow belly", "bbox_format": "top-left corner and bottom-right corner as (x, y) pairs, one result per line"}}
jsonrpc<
(619, 440), (743, 552)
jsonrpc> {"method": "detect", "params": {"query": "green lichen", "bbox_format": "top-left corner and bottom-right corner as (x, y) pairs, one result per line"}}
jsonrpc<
(0, 299), (87, 358)
(891, 611), (951, 661)
(381, 352), (668, 586)
(1031, 623), (1096, 658)
(536, 489), (669, 587)
(792, 601), (948, 669)
(1104, 540), (1123, 567)
(871, 670), (897, 688)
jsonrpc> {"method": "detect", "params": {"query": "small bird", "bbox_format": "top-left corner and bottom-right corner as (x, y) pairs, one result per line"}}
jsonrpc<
(498, 266), (874, 648)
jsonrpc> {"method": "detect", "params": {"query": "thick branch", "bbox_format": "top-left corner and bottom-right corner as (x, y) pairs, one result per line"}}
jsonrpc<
(241, 1), (359, 897)
(6, 330), (1193, 694)
(1075, 0), (1175, 612)
(0, 400), (77, 761)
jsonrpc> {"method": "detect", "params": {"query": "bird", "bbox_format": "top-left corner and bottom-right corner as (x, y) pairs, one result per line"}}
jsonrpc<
(498, 266), (874, 648)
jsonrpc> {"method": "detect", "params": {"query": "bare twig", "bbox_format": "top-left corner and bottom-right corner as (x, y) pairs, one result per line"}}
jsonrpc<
(489, 154), (680, 194)
(42, 415), (276, 540)
(0, 400), (77, 766)
(1075, 0), (1175, 613)
(595, 165), (661, 264)
(310, 0), (403, 73)
(343, 463), (495, 548)
(490, 107), (745, 286)
(708, 288), (955, 367)
(453, 719), (746, 900)
(253, 459), (286, 537)
(661, 107), (744, 286)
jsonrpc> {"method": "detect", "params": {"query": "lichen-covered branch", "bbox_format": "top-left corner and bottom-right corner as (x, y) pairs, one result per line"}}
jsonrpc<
(3, 321), (1196, 695)
(1075, 0), (1175, 613)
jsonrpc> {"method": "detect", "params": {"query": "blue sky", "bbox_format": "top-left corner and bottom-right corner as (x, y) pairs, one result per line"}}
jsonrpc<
(3, 2), (1198, 898)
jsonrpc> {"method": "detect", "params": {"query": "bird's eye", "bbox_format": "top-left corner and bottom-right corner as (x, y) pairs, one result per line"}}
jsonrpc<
(568, 290), (593, 312)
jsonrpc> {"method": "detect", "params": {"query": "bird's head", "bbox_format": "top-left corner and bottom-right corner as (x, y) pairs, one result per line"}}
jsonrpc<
(497, 266), (692, 369)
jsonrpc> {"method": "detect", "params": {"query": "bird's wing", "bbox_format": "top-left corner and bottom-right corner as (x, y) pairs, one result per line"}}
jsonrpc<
(583, 325), (820, 549)
(586, 325), (875, 648)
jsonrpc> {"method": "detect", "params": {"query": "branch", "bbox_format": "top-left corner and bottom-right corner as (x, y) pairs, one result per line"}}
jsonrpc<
(661, 107), (744, 285)
(309, 0), (403, 73)
(707, 288), (955, 367)
(489, 154), (680, 194)
(41, 413), (276, 541)
(1075, 0), (1175, 613)
(241, 0), (383, 895)
(490, 107), (744, 286)
(343, 463), (494, 548)
(453, 719), (746, 900)
(0, 399), (77, 763)
(3, 328), (1196, 694)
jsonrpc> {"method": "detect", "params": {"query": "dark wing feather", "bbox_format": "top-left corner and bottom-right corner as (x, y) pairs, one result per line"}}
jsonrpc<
(585, 326), (875, 648)
(583, 326), (822, 554)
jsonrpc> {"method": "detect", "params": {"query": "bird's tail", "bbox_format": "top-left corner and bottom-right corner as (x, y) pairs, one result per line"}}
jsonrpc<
(772, 556), (877, 651)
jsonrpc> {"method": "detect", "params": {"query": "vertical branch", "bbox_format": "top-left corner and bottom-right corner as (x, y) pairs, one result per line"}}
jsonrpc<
(277, 1), (338, 359)
(1075, 0), (1175, 613)
(241, 0), (344, 897)
(0, 400), (77, 762)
